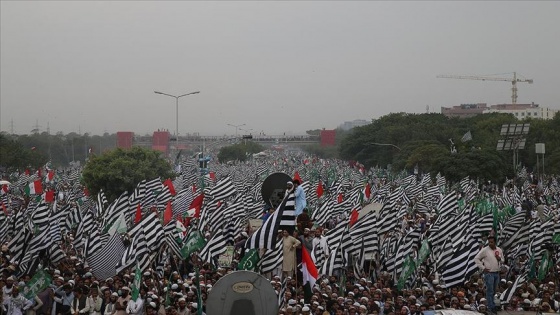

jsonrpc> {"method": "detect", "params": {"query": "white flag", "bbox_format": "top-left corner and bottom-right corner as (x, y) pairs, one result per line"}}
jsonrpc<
(461, 130), (472, 142)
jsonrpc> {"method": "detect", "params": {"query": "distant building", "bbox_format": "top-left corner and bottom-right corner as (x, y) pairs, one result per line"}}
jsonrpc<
(320, 129), (336, 147)
(441, 102), (558, 120)
(483, 103), (558, 120)
(441, 103), (488, 118)
(116, 131), (134, 149)
(152, 130), (170, 155)
(338, 119), (370, 130)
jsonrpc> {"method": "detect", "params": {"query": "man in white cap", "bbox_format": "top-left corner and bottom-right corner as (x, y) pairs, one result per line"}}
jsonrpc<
(299, 228), (313, 253)
(176, 298), (189, 315)
(114, 287), (130, 315)
(104, 293), (118, 315)
(3, 286), (33, 315)
(190, 303), (205, 315)
(3, 276), (15, 303)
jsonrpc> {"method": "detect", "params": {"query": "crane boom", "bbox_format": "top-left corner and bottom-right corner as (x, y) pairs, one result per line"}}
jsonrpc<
(436, 72), (533, 104)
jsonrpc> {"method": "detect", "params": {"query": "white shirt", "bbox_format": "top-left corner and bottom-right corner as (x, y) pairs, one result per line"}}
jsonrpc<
(3, 286), (13, 304)
(126, 298), (144, 315)
(88, 296), (103, 315)
(474, 246), (503, 272)
(4, 294), (33, 315)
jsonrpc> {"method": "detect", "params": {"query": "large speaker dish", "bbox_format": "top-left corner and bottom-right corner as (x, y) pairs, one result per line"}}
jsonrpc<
(261, 172), (292, 209)
(206, 271), (279, 315)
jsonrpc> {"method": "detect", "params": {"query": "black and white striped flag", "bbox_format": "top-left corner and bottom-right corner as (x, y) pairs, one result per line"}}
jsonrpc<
(246, 192), (295, 250)
(199, 229), (227, 265)
(211, 177), (237, 200)
(259, 238), (283, 274)
(88, 232), (126, 280)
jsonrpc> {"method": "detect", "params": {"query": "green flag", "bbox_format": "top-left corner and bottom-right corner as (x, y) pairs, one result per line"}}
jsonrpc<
(181, 231), (206, 259)
(528, 254), (537, 280)
(538, 251), (551, 281)
(397, 255), (416, 291)
(415, 240), (430, 266)
(238, 249), (260, 271)
(553, 233), (560, 244)
(23, 269), (52, 299)
(107, 213), (128, 236)
(131, 264), (142, 301)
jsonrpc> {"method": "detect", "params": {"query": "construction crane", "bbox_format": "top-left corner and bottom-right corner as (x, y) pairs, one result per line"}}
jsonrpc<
(436, 72), (533, 104)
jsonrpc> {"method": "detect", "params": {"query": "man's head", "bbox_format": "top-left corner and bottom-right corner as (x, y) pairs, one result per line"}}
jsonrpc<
(178, 298), (187, 309)
(488, 235), (497, 249)
(293, 179), (301, 186)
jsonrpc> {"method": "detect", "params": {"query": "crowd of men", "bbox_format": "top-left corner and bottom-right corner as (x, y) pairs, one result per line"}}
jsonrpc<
(1, 160), (560, 315)
(2, 200), (558, 315)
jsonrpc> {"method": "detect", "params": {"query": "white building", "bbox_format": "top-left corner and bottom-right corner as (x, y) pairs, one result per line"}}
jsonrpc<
(482, 103), (558, 120)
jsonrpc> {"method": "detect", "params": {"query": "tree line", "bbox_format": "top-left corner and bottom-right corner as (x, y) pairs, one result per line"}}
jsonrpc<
(0, 132), (118, 171)
(338, 112), (560, 182)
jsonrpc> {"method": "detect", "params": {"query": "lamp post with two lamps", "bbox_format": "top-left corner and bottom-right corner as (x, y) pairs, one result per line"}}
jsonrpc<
(227, 123), (246, 138)
(154, 90), (200, 149)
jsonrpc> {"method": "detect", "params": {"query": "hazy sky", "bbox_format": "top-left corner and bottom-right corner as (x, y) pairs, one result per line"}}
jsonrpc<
(1, 1), (559, 137)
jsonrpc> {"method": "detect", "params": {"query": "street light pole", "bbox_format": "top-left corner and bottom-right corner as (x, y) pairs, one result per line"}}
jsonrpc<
(227, 123), (246, 137)
(154, 90), (200, 150)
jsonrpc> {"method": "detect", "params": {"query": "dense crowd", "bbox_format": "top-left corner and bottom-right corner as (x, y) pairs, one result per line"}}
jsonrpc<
(1, 205), (559, 315)
(1, 157), (560, 315)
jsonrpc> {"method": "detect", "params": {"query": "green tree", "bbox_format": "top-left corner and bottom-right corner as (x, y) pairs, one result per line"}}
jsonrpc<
(217, 141), (264, 163)
(338, 112), (534, 182)
(0, 133), (48, 172)
(433, 149), (509, 183)
(82, 146), (175, 202)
